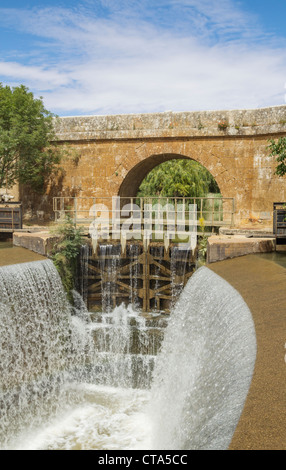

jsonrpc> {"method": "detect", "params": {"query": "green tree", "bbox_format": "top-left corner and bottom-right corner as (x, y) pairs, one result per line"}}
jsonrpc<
(0, 83), (61, 193)
(268, 137), (286, 177)
(137, 159), (220, 198)
(51, 216), (85, 300)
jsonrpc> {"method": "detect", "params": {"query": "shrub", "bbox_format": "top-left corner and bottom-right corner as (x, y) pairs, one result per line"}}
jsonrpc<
(218, 120), (229, 130)
(50, 216), (85, 301)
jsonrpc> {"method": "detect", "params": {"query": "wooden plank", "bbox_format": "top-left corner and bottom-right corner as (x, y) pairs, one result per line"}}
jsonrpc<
(154, 283), (173, 293)
(88, 281), (102, 291)
(117, 274), (144, 280)
(152, 259), (172, 276)
(89, 293), (130, 300)
(114, 280), (133, 292)
(87, 264), (102, 274)
(116, 259), (141, 275)
(149, 275), (170, 281)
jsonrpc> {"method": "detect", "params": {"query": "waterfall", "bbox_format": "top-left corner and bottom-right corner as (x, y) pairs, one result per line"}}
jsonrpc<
(80, 243), (165, 389)
(0, 260), (94, 449)
(170, 246), (191, 308)
(0, 258), (163, 449)
(152, 245), (164, 311)
(127, 243), (140, 308)
(149, 266), (257, 450)
(78, 243), (90, 306)
(0, 258), (257, 450)
(87, 305), (162, 389)
(99, 244), (121, 313)
(97, 243), (141, 312)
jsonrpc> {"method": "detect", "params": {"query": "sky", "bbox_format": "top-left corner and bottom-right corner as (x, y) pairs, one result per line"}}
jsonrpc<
(0, 0), (286, 116)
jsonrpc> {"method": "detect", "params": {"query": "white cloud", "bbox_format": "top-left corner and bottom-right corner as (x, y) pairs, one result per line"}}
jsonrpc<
(0, 61), (70, 88)
(0, 1), (285, 115)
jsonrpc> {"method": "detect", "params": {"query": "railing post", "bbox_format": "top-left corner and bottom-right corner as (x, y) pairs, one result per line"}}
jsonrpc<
(60, 198), (64, 221)
(140, 197), (143, 238)
(74, 198), (77, 226)
(175, 198), (177, 235)
(231, 198), (235, 227)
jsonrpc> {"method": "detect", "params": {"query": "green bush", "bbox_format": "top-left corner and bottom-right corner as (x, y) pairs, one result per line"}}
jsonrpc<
(50, 216), (85, 301)
(268, 137), (286, 177)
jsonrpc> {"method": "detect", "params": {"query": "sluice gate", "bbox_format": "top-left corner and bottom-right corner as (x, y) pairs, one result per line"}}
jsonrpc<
(79, 241), (197, 313)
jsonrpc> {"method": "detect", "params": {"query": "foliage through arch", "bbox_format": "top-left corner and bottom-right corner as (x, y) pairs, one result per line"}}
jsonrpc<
(137, 159), (220, 198)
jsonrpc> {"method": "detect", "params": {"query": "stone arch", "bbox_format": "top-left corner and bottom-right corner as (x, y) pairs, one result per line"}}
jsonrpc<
(118, 153), (221, 198)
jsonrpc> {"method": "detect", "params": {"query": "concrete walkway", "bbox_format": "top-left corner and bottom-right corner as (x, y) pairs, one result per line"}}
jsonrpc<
(208, 254), (286, 450)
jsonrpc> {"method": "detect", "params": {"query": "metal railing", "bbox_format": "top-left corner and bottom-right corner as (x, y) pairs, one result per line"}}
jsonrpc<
(0, 203), (23, 232)
(53, 196), (235, 235)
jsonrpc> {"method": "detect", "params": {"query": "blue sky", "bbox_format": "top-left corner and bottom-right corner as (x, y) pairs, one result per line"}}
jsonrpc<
(0, 0), (286, 116)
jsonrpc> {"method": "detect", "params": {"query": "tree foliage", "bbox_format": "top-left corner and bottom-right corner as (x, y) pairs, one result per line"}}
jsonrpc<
(0, 83), (61, 193)
(268, 137), (286, 177)
(51, 216), (85, 300)
(137, 159), (220, 198)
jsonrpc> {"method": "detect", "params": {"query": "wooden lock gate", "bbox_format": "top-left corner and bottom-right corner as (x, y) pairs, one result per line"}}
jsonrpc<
(79, 241), (197, 313)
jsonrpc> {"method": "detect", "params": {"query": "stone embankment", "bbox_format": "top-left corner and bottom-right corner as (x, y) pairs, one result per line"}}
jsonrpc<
(13, 231), (58, 256)
(11, 226), (277, 262)
(207, 233), (276, 263)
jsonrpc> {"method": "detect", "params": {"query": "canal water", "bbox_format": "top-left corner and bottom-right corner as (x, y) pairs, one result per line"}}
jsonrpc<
(0, 239), (45, 266)
(256, 250), (286, 269)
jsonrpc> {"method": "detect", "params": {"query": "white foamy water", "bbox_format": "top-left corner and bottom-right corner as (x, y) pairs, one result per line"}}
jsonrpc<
(8, 385), (152, 451)
(0, 259), (256, 450)
(150, 267), (257, 450)
(0, 260), (159, 450)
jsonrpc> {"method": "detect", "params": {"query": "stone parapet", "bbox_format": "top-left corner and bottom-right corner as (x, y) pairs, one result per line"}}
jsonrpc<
(54, 106), (286, 141)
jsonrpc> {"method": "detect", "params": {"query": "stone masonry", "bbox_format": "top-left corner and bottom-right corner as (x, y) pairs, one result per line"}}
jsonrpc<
(22, 105), (286, 227)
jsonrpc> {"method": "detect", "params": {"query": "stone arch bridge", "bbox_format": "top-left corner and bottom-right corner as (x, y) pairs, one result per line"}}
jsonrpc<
(39, 105), (286, 228)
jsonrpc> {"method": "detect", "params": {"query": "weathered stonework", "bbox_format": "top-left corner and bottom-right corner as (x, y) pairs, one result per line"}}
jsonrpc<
(13, 232), (59, 256)
(54, 106), (286, 141)
(24, 105), (286, 227)
(207, 234), (275, 263)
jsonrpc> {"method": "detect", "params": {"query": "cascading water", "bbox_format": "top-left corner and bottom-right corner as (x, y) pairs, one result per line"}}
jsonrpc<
(0, 260), (95, 449)
(87, 305), (161, 390)
(77, 242), (164, 390)
(149, 267), (257, 450)
(99, 244), (121, 313)
(0, 257), (256, 450)
(170, 246), (192, 309)
(0, 258), (161, 449)
(78, 243), (90, 306)
(127, 244), (140, 308)
(153, 245), (164, 309)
